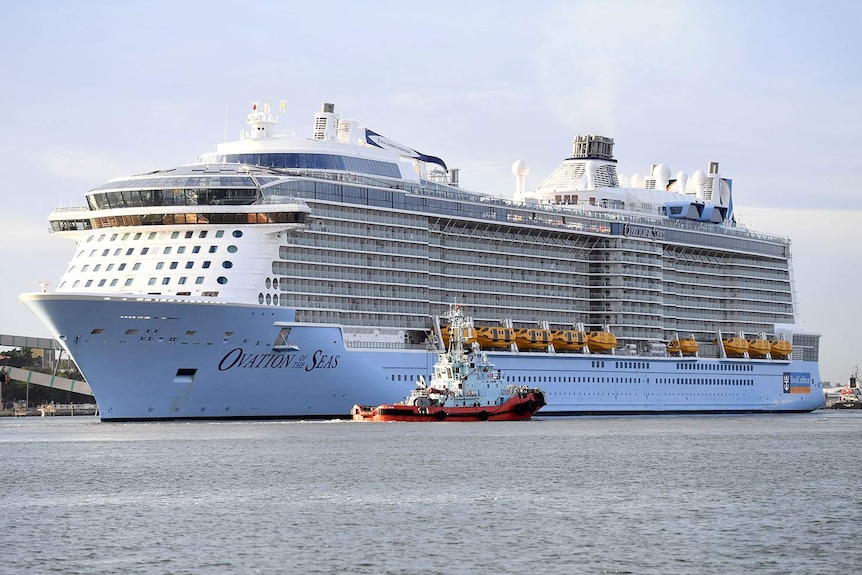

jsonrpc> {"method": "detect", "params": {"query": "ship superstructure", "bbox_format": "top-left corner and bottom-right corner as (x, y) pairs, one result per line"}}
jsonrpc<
(20, 100), (824, 420)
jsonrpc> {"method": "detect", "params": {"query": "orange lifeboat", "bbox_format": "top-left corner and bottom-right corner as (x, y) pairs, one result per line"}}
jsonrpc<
(514, 328), (552, 350)
(587, 330), (617, 353)
(473, 326), (516, 349)
(722, 336), (749, 357)
(770, 339), (793, 359)
(552, 329), (587, 351)
(667, 336), (699, 356)
(747, 338), (771, 358)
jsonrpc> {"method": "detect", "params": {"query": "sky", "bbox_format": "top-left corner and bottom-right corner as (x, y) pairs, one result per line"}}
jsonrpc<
(1, 0), (860, 384)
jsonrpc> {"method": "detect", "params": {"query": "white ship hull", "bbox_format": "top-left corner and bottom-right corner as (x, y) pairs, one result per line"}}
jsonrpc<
(22, 294), (824, 420)
(20, 101), (825, 419)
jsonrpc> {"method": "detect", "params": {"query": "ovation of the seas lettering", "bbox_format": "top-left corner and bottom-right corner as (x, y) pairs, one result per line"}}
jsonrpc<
(218, 348), (340, 372)
(782, 372), (812, 394)
(623, 223), (665, 240)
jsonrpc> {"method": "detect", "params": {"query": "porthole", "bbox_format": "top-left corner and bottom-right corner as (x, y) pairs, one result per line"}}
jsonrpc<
(258, 293), (264, 304)
(265, 278), (271, 289)
(222, 261), (233, 269)
(227, 245), (238, 253)
(273, 294), (279, 305)
(266, 293), (272, 304)
(217, 276), (228, 285)
(232, 230), (243, 238)
(273, 278), (279, 289)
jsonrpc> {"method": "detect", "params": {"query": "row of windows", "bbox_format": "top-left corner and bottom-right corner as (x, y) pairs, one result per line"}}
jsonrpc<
(259, 293), (280, 305)
(69, 276), (209, 288)
(77, 246), (220, 261)
(146, 276), (228, 286)
(615, 361), (650, 370)
(88, 188), (259, 210)
(678, 362), (753, 371)
(215, 153), (402, 178)
(85, 229), (234, 242)
(387, 374), (755, 386)
(90, 175), (256, 192)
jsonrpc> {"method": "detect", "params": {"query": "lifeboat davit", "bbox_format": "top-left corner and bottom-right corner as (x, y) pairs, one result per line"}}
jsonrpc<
(514, 328), (552, 350)
(667, 336), (699, 356)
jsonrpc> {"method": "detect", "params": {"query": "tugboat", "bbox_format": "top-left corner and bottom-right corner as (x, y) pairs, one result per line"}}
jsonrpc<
(352, 305), (546, 422)
(831, 376), (862, 409)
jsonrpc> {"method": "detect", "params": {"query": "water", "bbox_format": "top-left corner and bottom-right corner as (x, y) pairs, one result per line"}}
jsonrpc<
(0, 412), (858, 575)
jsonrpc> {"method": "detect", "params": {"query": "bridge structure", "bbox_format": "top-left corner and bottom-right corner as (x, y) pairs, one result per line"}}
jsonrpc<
(1, 333), (93, 398)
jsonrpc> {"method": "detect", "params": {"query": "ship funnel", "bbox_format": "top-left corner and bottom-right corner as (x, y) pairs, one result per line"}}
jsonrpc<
(313, 102), (338, 141)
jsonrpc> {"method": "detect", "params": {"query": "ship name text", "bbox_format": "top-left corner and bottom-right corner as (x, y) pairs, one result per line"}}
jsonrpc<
(218, 348), (340, 372)
(623, 224), (665, 240)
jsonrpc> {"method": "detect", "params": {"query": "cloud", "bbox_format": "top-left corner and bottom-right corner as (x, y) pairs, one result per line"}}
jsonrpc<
(535, 1), (713, 135)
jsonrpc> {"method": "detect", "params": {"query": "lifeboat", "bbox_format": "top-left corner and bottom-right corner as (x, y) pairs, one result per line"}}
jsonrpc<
(473, 326), (516, 349)
(514, 328), (552, 350)
(552, 329), (587, 351)
(722, 336), (749, 357)
(770, 339), (793, 359)
(746, 338), (771, 358)
(587, 330), (617, 353)
(667, 335), (699, 356)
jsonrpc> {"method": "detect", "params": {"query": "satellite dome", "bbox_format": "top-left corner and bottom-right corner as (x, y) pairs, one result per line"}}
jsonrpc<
(630, 172), (644, 188)
(670, 171), (688, 194)
(512, 160), (530, 176)
(691, 170), (707, 185)
(653, 164), (671, 181)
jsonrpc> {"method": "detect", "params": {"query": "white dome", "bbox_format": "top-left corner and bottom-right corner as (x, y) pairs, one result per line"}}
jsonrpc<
(512, 160), (530, 176)
(653, 164), (671, 181)
(691, 170), (707, 185)
(630, 172), (645, 188)
(669, 171), (688, 193)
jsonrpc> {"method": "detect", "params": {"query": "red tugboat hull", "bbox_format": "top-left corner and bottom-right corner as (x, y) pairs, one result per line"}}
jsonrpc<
(352, 390), (545, 422)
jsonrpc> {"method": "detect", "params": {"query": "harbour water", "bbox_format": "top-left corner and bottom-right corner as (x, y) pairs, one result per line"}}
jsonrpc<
(1, 412), (858, 574)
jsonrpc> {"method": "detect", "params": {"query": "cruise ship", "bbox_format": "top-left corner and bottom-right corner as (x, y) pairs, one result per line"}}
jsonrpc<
(20, 100), (825, 420)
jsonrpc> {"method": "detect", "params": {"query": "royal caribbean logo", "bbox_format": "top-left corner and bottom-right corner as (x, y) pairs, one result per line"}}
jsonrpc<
(783, 372), (812, 394)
